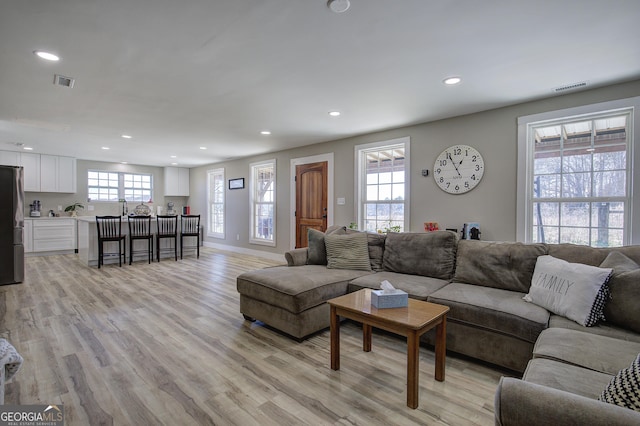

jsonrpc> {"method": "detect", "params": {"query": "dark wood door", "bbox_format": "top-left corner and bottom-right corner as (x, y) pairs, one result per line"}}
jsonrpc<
(295, 161), (328, 248)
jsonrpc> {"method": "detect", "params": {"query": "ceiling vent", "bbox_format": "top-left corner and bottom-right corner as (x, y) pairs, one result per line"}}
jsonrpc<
(553, 81), (588, 93)
(53, 74), (75, 88)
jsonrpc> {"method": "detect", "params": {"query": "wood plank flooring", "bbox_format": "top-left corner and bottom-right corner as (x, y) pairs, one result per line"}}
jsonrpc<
(0, 249), (508, 425)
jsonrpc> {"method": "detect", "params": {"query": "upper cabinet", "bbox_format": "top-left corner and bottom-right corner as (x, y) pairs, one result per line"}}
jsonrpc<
(0, 151), (20, 166)
(20, 152), (41, 192)
(164, 167), (190, 196)
(0, 151), (76, 193)
(40, 154), (76, 193)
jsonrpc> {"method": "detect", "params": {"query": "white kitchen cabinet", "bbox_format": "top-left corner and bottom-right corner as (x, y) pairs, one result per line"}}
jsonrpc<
(164, 167), (190, 196)
(20, 152), (41, 192)
(32, 218), (76, 252)
(0, 150), (21, 166)
(40, 154), (76, 193)
(24, 219), (33, 253)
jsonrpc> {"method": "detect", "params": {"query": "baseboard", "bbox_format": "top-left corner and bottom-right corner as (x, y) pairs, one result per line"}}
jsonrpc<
(204, 242), (285, 262)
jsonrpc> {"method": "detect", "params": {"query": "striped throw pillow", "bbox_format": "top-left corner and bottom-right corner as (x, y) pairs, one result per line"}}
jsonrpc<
(325, 232), (371, 271)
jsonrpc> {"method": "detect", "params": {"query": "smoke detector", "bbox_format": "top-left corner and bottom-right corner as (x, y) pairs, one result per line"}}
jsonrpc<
(54, 74), (75, 88)
(328, 0), (350, 13)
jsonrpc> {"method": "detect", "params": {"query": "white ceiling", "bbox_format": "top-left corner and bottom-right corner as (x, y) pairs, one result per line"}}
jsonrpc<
(1, 0), (639, 167)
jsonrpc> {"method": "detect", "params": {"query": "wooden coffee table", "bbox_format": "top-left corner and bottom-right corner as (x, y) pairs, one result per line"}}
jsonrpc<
(328, 288), (449, 409)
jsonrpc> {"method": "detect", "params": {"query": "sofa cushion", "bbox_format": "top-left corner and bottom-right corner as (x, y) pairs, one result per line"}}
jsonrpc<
(382, 231), (457, 279)
(236, 265), (371, 314)
(547, 244), (640, 266)
(427, 282), (549, 343)
(523, 358), (614, 399)
(533, 328), (640, 375)
(523, 255), (612, 326)
(325, 232), (371, 271)
(600, 252), (640, 333)
(599, 354), (640, 411)
(549, 315), (640, 344)
(348, 271), (449, 301)
(453, 240), (547, 292)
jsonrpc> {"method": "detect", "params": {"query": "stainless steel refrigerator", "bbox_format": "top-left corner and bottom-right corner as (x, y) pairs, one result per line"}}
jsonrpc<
(0, 165), (24, 284)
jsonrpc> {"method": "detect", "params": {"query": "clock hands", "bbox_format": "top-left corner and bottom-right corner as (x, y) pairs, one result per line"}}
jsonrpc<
(448, 153), (461, 177)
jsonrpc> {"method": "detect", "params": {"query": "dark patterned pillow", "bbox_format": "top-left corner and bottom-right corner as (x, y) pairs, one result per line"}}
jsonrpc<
(599, 354), (640, 411)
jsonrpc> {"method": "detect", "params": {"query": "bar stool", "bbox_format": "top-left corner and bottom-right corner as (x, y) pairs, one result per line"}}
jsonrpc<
(128, 215), (153, 265)
(180, 214), (200, 259)
(156, 215), (178, 261)
(96, 216), (126, 268)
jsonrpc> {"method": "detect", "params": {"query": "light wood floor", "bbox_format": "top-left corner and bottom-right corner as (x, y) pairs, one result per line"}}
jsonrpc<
(0, 248), (508, 425)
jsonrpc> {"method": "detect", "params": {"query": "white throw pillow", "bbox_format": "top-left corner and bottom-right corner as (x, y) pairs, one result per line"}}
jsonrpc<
(523, 255), (612, 326)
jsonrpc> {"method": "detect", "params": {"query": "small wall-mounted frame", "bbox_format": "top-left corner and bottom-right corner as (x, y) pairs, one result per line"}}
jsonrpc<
(228, 178), (245, 190)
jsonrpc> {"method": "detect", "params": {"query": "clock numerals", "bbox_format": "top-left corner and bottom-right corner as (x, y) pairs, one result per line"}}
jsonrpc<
(433, 145), (485, 194)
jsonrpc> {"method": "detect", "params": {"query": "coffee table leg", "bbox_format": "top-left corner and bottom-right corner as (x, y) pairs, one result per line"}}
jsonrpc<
(363, 323), (372, 352)
(330, 305), (340, 370)
(435, 316), (447, 382)
(407, 330), (419, 409)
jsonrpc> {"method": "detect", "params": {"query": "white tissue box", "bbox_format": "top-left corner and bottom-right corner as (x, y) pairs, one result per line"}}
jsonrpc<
(371, 289), (408, 309)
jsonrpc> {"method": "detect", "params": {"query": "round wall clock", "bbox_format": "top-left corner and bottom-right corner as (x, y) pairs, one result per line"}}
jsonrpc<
(433, 144), (485, 194)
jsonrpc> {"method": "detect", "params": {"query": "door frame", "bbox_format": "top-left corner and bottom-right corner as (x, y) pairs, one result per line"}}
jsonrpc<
(290, 153), (334, 250)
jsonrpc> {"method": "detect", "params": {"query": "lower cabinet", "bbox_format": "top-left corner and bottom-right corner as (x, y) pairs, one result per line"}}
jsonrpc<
(24, 220), (33, 253)
(31, 219), (76, 253)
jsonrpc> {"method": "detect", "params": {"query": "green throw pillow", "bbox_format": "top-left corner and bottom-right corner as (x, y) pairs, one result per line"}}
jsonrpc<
(324, 232), (371, 271)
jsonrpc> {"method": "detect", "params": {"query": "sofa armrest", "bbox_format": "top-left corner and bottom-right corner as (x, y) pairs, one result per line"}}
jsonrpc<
(495, 377), (640, 426)
(284, 248), (309, 266)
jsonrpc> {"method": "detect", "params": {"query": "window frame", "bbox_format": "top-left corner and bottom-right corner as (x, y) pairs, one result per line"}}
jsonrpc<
(88, 170), (154, 203)
(517, 97), (640, 246)
(355, 137), (410, 232)
(206, 168), (225, 239)
(249, 159), (276, 246)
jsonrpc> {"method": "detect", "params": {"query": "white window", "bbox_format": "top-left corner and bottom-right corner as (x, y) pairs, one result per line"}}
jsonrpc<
(88, 171), (153, 202)
(517, 98), (640, 246)
(355, 137), (410, 232)
(250, 159), (276, 245)
(207, 168), (225, 238)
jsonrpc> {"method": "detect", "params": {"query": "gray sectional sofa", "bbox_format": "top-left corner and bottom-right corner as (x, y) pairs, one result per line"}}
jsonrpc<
(236, 227), (640, 423)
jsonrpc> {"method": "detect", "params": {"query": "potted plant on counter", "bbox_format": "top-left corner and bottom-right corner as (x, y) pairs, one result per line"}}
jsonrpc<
(65, 202), (84, 217)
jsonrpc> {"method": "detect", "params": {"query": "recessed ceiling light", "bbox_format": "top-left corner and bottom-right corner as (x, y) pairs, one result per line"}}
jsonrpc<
(34, 50), (59, 61)
(260, 131), (271, 135)
(121, 161), (128, 164)
(327, 0), (350, 13)
(199, 147), (207, 150)
(170, 155), (177, 158)
(328, 111), (341, 117)
(171, 162), (178, 166)
(443, 76), (462, 85)
(101, 147), (110, 150)
(121, 134), (132, 139)
(23, 146), (33, 151)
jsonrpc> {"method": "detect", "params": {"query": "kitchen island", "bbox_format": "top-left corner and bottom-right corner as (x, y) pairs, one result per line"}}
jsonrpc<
(77, 216), (187, 266)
